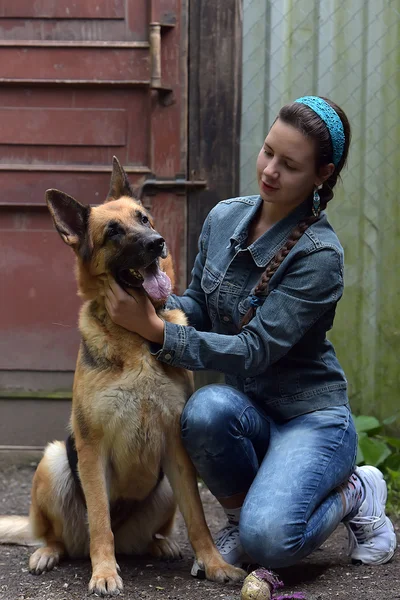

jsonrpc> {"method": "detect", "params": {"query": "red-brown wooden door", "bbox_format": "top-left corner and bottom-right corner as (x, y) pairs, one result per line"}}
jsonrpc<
(0, 0), (189, 395)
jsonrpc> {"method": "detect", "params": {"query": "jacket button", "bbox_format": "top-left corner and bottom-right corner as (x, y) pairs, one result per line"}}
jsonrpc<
(223, 316), (230, 322)
(164, 353), (172, 360)
(245, 377), (252, 383)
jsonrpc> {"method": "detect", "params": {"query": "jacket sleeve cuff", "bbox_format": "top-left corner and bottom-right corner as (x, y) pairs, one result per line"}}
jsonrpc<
(149, 320), (186, 365)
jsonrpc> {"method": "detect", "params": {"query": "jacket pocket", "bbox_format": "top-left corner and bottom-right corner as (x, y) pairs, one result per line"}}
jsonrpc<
(200, 265), (221, 293)
(200, 265), (221, 325)
(277, 362), (302, 397)
(238, 296), (251, 316)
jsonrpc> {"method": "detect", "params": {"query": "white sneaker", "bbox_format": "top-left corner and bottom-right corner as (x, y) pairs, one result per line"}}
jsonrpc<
(344, 466), (397, 565)
(191, 523), (251, 578)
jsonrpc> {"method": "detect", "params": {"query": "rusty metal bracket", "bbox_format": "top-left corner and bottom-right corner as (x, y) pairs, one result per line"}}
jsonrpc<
(140, 175), (208, 196)
(149, 22), (175, 106)
(0, 202), (46, 209)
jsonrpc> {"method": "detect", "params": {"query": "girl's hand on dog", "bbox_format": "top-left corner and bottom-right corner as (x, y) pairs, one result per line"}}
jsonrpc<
(104, 277), (165, 345)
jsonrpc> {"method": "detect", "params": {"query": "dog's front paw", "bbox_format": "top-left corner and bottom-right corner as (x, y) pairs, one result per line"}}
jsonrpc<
(29, 546), (62, 574)
(89, 567), (123, 597)
(200, 558), (246, 584)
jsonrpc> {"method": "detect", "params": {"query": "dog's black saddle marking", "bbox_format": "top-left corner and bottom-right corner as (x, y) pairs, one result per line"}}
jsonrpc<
(80, 337), (124, 371)
(66, 433), (81, 488)
(80, 338), (99, 369)
(65, 433), (164, 527)
(81, 338), (113, 370)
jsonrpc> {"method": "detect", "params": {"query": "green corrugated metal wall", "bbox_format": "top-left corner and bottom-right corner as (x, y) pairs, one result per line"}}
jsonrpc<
(240, 0), (400, 420)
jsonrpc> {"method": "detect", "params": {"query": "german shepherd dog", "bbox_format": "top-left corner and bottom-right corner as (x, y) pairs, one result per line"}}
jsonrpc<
(0, 158), (245, 595)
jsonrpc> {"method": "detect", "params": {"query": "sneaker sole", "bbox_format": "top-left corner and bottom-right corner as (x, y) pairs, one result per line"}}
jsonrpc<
(191, 562), (206, 579)
(352, 467), (397, 565)
(351, 516), (397, 565)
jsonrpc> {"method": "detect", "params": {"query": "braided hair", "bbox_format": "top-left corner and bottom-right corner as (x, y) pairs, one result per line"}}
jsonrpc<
(240, 97), (351, 328)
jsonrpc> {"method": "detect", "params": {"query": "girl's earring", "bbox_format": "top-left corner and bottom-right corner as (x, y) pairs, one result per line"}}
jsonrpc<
(312, 184), (323, 217)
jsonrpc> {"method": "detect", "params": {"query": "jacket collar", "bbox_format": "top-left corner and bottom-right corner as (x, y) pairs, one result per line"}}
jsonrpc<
(229, 196), (261, 246)
(231, 196), (312, 268)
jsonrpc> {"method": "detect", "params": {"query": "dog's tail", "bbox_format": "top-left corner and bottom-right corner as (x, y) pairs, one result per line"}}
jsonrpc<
(0, 516), (38, 546)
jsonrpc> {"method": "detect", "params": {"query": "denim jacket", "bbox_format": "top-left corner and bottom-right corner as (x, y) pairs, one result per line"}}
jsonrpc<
(153, 195), (348, 420)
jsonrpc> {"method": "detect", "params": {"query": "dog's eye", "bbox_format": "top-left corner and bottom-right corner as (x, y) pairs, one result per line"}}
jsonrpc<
(141, 215), (149, 225)
(107, 222), (125, 240)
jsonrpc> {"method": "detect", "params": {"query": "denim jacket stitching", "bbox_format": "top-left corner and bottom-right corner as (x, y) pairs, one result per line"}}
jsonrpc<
(268, 382), (348, 406)
(176, 324), (187, 363)
(158, 196), (348, 418)
(220, 196), (258, 206)
(270, 248), (343, 303)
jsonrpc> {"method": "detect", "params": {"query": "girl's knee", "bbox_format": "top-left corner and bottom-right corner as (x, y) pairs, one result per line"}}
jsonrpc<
(180, 384), (243, 457)
(240, 508), (306, 569)
(181, 384), (239, 437)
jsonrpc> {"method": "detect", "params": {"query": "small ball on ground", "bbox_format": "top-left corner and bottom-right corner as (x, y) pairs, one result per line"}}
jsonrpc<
(240, 570), (272, 600)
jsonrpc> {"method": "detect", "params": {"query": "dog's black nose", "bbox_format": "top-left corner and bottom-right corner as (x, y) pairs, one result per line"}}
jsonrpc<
(146, 235), (165, 254)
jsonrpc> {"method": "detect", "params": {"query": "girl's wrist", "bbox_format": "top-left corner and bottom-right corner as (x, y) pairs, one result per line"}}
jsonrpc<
(147, 316), (165, 345)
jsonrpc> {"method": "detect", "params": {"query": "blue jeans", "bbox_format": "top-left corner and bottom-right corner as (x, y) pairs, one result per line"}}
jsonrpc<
(181, 384), (358, 569)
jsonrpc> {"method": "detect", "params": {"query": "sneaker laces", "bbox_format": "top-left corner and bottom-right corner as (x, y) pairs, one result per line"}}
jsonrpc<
(345, 514), (382, 552)
(215, 524), (241, 553)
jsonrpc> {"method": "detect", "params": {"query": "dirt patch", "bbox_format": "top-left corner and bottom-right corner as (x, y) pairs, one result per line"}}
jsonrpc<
(0, 460), (399, 600)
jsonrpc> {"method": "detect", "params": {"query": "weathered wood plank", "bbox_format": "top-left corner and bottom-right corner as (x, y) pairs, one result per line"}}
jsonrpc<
(187, 0), (242, 388)
(0, 0), (124, 19)
(187, 0), (242, 282)
(0, 108), (127, 146)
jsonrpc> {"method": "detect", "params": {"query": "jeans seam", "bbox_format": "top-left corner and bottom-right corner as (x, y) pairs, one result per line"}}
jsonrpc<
(301, 408), (350, 533)
(235, 405), (270, 481)
(300, 488), (343, 549)
(238, 404), (270, 437)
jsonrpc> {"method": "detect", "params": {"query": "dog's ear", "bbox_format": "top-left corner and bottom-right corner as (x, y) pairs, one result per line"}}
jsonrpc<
(46, 189), (90, 249)
(107, 156), (141, 203)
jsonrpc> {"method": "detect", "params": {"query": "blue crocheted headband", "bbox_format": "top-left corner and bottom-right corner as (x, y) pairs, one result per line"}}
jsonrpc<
(294, 96), (345, 167)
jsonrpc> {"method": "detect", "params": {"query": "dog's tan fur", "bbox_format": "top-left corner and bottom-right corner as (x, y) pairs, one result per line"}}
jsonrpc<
(0, 158), (245, 596)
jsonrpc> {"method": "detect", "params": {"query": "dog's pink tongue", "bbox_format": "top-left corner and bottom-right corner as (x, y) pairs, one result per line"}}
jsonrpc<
(142, 267), (172, 301)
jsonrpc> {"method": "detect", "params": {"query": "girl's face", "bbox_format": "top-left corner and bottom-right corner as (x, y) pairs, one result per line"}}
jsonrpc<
(256, 118), (333, 212)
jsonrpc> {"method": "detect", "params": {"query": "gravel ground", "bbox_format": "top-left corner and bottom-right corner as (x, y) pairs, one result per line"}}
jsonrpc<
(0, 459), (398, 600)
